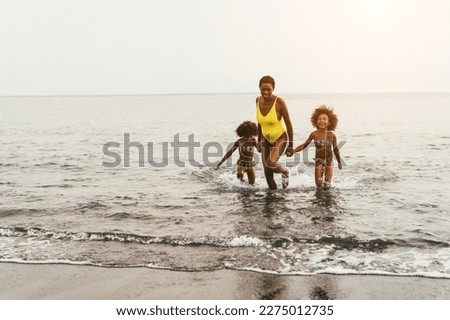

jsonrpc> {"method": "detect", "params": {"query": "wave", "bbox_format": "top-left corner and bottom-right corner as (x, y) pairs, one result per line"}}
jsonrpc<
(0, 209), (40, 218)
(0, 163), (19, 167)
(106, 212), (131, 220)
(37, 184), (74, 188)
(78, 201), (107, 210)
(0, 259), (225, 272)
(223, 266), (450, 279)
(1, 226), (448, 250)
(0, 181), (15, 186)
(2, 226), (450, 278)
(0, 226), (267, 247)
(1, 259), (449, 279)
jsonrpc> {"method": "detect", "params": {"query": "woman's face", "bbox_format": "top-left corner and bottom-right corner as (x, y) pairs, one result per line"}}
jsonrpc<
(259, 83), (274, 100)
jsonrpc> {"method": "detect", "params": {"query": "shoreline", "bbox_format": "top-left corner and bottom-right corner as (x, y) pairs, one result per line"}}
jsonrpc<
(1, 262), (449, 299)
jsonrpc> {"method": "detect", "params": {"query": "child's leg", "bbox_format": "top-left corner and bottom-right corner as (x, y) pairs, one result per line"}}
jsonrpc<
(247, 167), (256, 185)
(315, 164), (324, 187)
(236, 166), (245, 182)
(325, 165), (333, 183)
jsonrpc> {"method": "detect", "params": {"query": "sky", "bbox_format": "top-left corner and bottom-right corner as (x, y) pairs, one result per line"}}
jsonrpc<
(1, 0), (449, 95)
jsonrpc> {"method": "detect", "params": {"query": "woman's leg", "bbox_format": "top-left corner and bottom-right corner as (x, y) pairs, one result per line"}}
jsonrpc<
(261, 139), (277, 190)
(262, 134), (289, 190)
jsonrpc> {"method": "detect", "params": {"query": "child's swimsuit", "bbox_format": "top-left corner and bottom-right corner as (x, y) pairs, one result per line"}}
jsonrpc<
(236, 159), (255, 169)
(256, 97), (286, 144)
(314, 139), (333, 167)
(237, 139), (256, 169)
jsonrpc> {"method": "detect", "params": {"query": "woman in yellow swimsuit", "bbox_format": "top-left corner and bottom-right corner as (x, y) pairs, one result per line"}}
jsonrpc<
(256, 75), (294, 190)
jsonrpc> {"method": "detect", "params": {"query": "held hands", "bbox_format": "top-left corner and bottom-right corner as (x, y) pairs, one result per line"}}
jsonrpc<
(285, 147), (294, 157)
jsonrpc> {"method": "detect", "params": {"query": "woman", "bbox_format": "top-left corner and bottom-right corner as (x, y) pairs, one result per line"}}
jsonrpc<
(256, 75), (294, 190)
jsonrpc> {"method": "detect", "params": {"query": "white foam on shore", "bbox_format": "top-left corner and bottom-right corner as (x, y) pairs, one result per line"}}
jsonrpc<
(227, 236), (265, 247)
(1, 256), (450, 279)
(225, 266), (450, 279)
(2, 226), (450, 278)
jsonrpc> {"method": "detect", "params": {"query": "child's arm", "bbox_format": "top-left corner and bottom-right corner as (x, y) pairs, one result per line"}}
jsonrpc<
(287, 133), (313, 157)
(215, 140), (239, 169)
(332, 133), (342, 170)
(251, 137), (259, 149)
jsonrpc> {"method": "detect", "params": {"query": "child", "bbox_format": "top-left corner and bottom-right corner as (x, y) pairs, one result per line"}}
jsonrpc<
(287, 105), (342, 188)
(215, 121), (258, 185)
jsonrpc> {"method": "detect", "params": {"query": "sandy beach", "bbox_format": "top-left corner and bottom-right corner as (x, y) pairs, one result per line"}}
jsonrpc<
(1, 262), (449, 300)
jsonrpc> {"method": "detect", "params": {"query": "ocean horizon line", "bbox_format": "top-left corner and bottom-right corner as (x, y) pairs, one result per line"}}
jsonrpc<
(1, 91), (449, 98)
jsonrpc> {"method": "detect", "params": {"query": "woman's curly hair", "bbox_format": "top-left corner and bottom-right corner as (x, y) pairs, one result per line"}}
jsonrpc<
(236, 121), (258, 137)
(310, 105), (338, 131)
(259, 75), (275, 89)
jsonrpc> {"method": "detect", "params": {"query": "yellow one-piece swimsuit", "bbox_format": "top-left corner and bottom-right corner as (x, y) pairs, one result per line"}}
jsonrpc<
(256, 97), (286, 144)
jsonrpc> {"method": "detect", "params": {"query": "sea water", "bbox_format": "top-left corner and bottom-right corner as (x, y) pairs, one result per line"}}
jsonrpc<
(0, 93), (449, 278)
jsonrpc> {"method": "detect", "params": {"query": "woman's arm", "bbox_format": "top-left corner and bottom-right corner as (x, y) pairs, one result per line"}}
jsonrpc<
(279, 98), (294, 152)
(256, 124), (262, 152)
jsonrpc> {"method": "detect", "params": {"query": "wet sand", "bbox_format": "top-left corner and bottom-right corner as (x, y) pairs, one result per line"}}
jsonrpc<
(1, 262), (449, 299)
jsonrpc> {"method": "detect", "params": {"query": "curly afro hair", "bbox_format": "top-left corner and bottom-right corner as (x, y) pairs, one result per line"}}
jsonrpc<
(236, 121), (258, 137)
(310, 105), (338, 131)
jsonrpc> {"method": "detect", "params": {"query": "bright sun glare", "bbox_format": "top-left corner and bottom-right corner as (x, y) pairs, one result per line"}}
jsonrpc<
(358, 0), (393, 15)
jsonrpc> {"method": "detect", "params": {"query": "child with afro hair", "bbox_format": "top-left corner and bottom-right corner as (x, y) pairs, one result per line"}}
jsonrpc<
(287, 105), (342, 188)
(215, 121), (259, 185)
